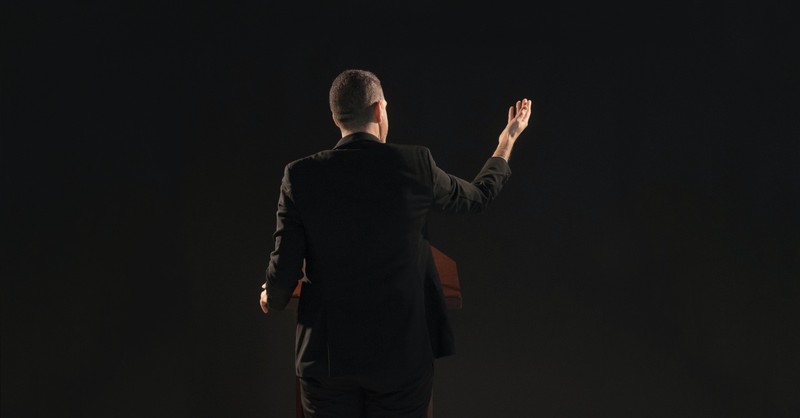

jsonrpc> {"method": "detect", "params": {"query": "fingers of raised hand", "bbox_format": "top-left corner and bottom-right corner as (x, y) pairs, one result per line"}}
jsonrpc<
(508, 98), (532, 125)
(518, 99), (531, 122)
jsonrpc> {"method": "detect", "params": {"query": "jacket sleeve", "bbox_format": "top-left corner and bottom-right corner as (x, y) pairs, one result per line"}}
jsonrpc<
(265, 164), (306, 310)
(427, 149), (512, 214)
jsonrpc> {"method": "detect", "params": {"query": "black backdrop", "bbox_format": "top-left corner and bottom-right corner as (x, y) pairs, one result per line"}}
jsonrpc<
(3, 2), (799, 417)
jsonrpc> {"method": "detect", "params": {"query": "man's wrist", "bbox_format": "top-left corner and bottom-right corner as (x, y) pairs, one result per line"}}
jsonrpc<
(492, 141), (514, 161)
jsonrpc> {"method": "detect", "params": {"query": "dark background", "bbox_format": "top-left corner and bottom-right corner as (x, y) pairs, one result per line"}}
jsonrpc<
(3, 2), (799, 417)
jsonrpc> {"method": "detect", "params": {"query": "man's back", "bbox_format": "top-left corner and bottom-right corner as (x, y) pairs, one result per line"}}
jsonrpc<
(286, 134), (440, 378)
(267, 131), (514, 379)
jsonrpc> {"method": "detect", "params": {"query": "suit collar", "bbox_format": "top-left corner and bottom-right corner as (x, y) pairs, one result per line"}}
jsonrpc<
(333, 132), (382, 150)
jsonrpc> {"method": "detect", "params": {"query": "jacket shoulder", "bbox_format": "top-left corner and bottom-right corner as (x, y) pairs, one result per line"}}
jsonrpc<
(384, 143), (433, 158)
(284, 144), (432, 173)
(284, 150), (331, 171)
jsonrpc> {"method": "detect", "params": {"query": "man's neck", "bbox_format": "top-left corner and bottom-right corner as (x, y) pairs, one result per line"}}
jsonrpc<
(340, 124), (383, 143)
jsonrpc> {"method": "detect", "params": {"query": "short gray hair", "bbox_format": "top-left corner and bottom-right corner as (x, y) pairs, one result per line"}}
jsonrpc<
(329, 69), (384, 131)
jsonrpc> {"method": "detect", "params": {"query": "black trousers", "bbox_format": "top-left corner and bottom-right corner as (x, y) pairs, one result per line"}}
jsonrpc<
(299, 363), (434, 418)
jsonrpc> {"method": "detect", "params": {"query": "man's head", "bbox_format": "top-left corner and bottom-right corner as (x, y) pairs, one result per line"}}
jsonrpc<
(329, 69), (388, 141)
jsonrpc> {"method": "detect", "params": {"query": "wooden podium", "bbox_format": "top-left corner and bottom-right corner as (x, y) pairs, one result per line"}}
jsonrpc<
(291, 246), (461, 418)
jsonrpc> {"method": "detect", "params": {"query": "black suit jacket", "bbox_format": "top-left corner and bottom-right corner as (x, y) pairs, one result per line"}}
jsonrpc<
(266, 132), (511, 378)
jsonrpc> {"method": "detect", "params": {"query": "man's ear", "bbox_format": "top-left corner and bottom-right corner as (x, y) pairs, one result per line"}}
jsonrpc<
(373, 101), (383, 123)
(331, 113), (341, 128)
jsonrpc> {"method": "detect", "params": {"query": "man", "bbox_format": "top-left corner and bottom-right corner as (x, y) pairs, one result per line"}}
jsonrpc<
(260, 69), (531, 417)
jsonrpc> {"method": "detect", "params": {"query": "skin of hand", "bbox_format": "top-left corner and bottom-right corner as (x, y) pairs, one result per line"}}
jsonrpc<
(260, 283), (269, 313)
(494, 98), (532, 161)
(506, 99), (531, 141)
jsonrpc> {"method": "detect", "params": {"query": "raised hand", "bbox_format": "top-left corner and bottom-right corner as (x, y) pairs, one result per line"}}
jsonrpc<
(493, 98), (532, 161)
(503, 98), (532, 143)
